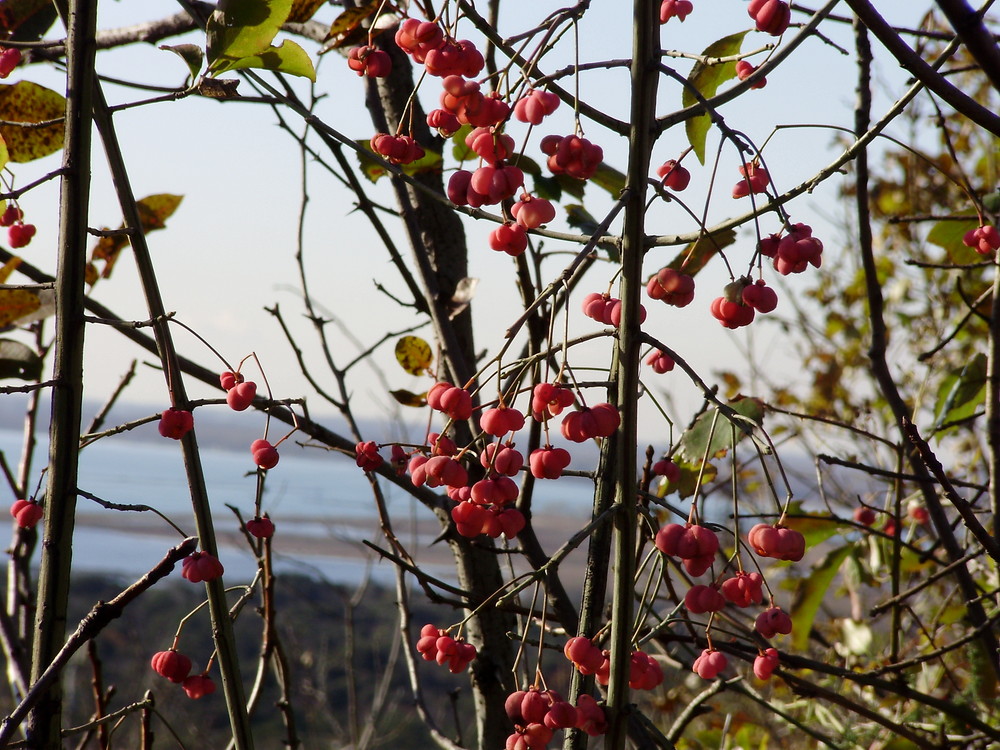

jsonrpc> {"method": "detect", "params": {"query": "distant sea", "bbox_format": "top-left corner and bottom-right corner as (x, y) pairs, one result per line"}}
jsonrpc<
(0, 423), (592, 587)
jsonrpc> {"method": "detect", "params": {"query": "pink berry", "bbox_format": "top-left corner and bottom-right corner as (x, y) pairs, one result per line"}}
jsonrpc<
(9, 499), (42, 529)
(181, 551), (224, 583)
(158, 408), (194, 440)
(657, 159), (691, 190)
(246, 516), (275, 538)
(251, 439), (279, 470)
(0, 48), (21, 79)
(150, 650), (192, 683)
(181, 673), (216, 699)
(226, 381), (257, 411)
(8, 222), (36, 248)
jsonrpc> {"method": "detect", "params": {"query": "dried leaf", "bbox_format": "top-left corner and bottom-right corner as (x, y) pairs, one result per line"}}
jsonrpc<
(0, 288), (40, 328)
(324, 2), (380, 48)
(394, 336), (432, 376)
(0, 337), (41, 379)
(389, 388), (427, 407)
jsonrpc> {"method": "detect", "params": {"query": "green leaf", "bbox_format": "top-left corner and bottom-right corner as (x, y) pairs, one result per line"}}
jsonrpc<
(451, 124), (474, 162)
(933, 352), (986, 430)
(667, 228), (737, 277)
(206, 0), (296, 73)
(160, 44), (205, 84)
(0, 338), (41, 380)
(676, 396), (763, 463)
(670, 458), (717, 500)
(532, 175), (561, 201)
(554, 173), (586, 200)
(681, 32), (746, 164)
(589, 162), (626, 197)
(791, 544), (851, 651)
(926, 215), (977, 251)
(983, 190), (1000, 214)
(565, 204), (600, 235)
(213, 40), (316, 82)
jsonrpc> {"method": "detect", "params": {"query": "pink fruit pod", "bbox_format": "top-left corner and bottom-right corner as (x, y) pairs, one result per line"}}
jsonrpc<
(427, 108), (461, 136)
(150, 649), (192, 683)
(496, 507), (526, 538)
(659, 0), (693, 23)
(543, 700), (578, 729)
(422, 455), (468, 488)
(742, 279), (778, 313)
(246, 516), (275, 539)
(657, 159), (691, 190)
(736, 60), (767, 88)
(466, 126), (515, 165)
(675, 523), (720, 559)
(691, 648), (727, 679)
(10, 499), (42, 529)
(355, 440), (383, 472)
(489, 222), (528, 256)
(505, 689), (528, 723)
(682, 554), (715, 577)
(563, 636), (604, 674)
(647, 267), (695, 307)
(529, 445), (572, 479)
(511, 193), (556, 229)
(754, 647), (780, 680)
(452, 501), (489, 538)
(251, 439), (279, 470)
(646, 349), (675, 374)
(710, 296), (755, 329)
(748, 0), (791, 35)
(480, 405), (526, 437)
(575, 694), (608, 736)
(531, 383), (575, 421)
(0, 47), (22, 78)
(629, 650), (664, 690)
(226, 381), (257, 411)
(652, 458), (680, 482)
(181, 551), (224, 583)
(447, 170), (473, 206)
(520, 687), (550, 725)
(720, 571), (764, 607)
(182, 673), (216, 700)
(654, 522), (686, 556)
(512, 88), (560, 124)
(158, 408), (194, 440)
(963, 224), (1000, 255)
(755, 606), (793, 638)
(684, 584), (726, 614)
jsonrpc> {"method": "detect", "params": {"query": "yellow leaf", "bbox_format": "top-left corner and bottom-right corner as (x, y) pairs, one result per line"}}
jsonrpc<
(0, 256), (21, 284)
(394, 336), (432, 376)
(0, 288), (40, 327)
(0, 81), (66, 163)
(389, 389), (427, 408)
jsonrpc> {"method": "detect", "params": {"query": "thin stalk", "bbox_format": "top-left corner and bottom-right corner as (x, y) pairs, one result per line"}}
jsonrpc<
(605, 1), (659, 747)
(26, 0), (96, 745)
(89, 85), (254, 747)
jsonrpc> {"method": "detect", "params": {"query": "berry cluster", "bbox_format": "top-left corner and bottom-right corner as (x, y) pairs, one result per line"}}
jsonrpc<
(710, 278), (778, 328)
(654, 522), (719, 576)
(539, 134), (603, 181)
(581, 292), (647, 327)
(1, 203), (35, 249)
(963, 224), (1000, 255)
(505, 687), (607, 747)
(416, 624), (477, 673)
(150, 651), (217, 700)
(560, 403), (621, 442)
(758, 222), (824, 275)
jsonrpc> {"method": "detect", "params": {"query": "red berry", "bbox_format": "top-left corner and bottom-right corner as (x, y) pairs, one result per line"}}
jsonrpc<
(511, 193), (556, 229)
(732, 162), (770, 198)
(0, 204), (22, 227)
(0, 48), (21, 79)
(181, 551), (224, 583)
(347, 45), (391, 77)
(659, 0), (693, 23)
(150, 650), (192, 683)
(182, 673), (216, 699)
(754, 647), (780, 680)
(355, 440), (384, 472)
(719, 571), (764, 607)
(226, 381), (257, 411)
(735, 60), (767, 88)
(748, 0), (791, 35)
(575, 694), (608, 736)
(219, 370), (243, 390)
(9, 499), (42, 529)
(962, 225), (1000, 255)
(529, 445), (572, 479)
(480, 405), (525, 437)
(645, 349), (675, 373)
(158, 408), (194, 440)
(684, 584), (726, 614)
(651, 458), (680, 482)
(692, 648), (727, 679)
(747, 522), (805, 561)
(755, 606), (793, 638)
(7, 222), (36, 248)
(742, 279), (778, 313)
(657, 159), (691, 190)
(246, 516), (275, 538)
(512, 88), (560, 125)
(564, 636), (604, 674)
(251, 439), (280, 470)
(647, 267), (695, 307)
(489, 222), (528, 256)
(853, 506), (876, 526)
